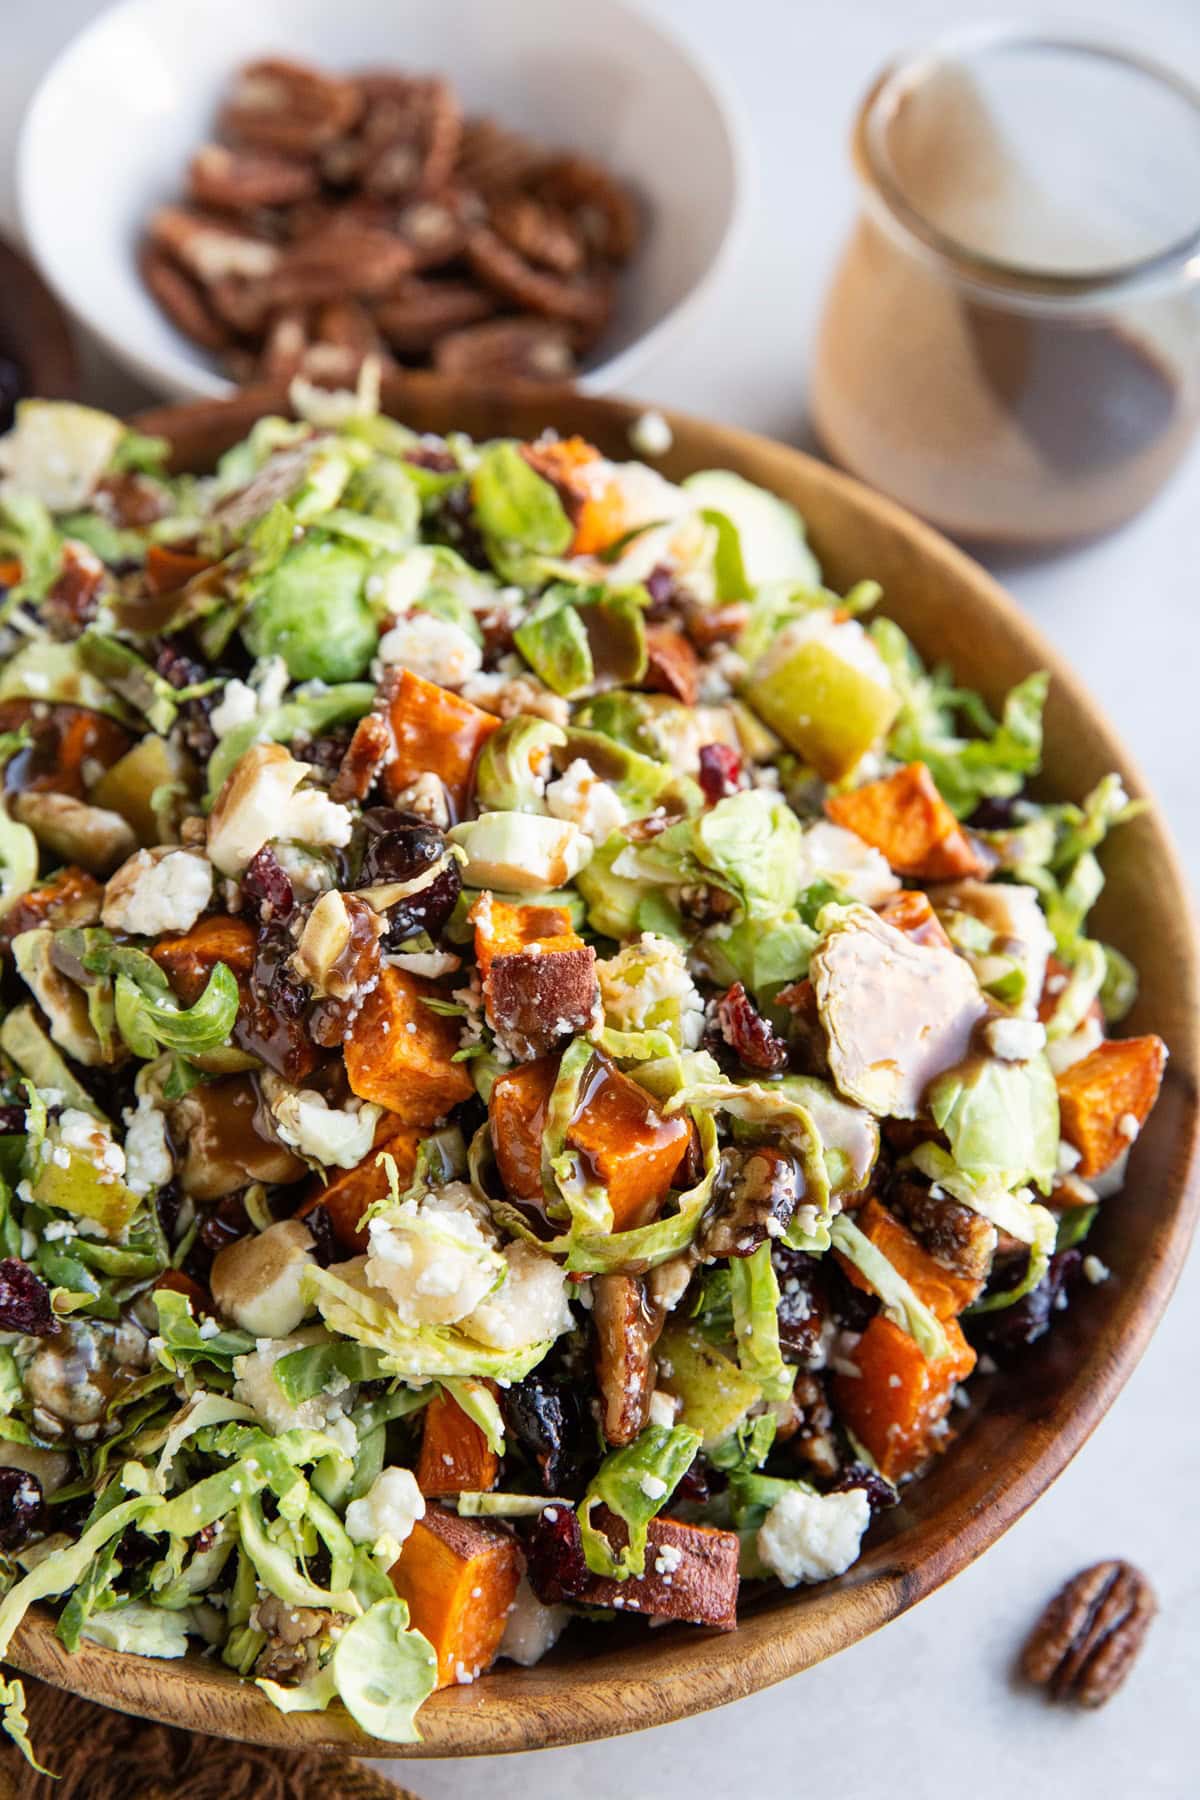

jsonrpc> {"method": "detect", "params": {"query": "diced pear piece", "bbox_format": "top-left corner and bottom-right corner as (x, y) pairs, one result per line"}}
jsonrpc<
(746, 613), (897, 781)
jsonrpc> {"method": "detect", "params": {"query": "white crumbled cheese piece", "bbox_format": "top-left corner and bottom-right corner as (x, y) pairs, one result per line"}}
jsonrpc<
(1117, 1112), (1141, 1142)
(545, 758), (628, 843)
(123, 1097), (173, 1197)
(461, 668), (570, 729)
(208, 679), (258, 739)
(756, 1485), (871, 1588)
(263, 1075), (381, 1169)
(757, 607), (892, 687)
(344, 1466), (425, 1554)
(462, 1240), (574, 1352)
(936, 881), (1055, 1020)
(271, 840), (336, 898)
(647, 1389), (680, 1428)
(325, 1413), (360, 1459)
(376, 611), (483, 688)
(639, 1473), (669, 1501)
(101, 847), (213, 937)
(985, 1016), (1047, 1062)
(1047, 1013), (1105, 1075)
(628, 411), (674, 459)
(387, 949), (462, 979)
(207, 742), (353, 876)
(58, 1109), (125, 1183)
(597, 932), (706, 1049)
(212, 1220), (318, 1339)
(499, 1576), (570, 1667)
(41, 1218), (74, 1242)
(653, 1543), (683, 1576)
(1083, 1255), (1111, 1285)
(1056, 1139), (1082, 1175)
(365, 1183), (501, 1327)
(233, 1329), (350, 1436)
(795, 821), (899, 907)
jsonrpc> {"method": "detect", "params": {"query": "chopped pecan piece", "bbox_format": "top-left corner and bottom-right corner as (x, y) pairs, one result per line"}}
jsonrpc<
(889, 1173), (997, 1285)
(592, 1273), (662, 1447)
(643, 624), (701, 705)
(252, 1596), (346, 1684)
(779, 1369), (839, 1480)
(330, 711), (393, 803)
(698, 1146), (803, 1260)
(1021, 1561), (1156, 1707)
(534, 153), (641, 263)
(457, 116), (548, 194)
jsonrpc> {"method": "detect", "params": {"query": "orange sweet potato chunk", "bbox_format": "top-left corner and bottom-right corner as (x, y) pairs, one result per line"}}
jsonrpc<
(152, 914), (256, 1005)
(874, 888), (954, 951)
(390, 1506), (520, 1688)
(296, 1117), (421, 1252)
(837, 1195), (984, 1318)
(417, 1389), (500, 1498)
(833, 1313), (975, 1482)
(471, 894), (581, 978)
(489, 1050), (691, 1230)
(344, 964), (474, 1125)
(521, 436), (625, 555)
(1056, 1035), (1167, 1177)
(827, 763), (988, 880)
(382, 668), (499, 811)
(144, 543), (213, 595)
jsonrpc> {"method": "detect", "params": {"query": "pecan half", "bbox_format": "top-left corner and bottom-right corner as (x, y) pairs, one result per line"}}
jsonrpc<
(432, 316), (577, 383)
(373, 279), (495, 355)
(467, 225), (613, 329)
(138, 242), (231, 351)
(220, 58), (362, 156)
(535, 153), (641, 263)
(592, 1273), (662, 1446)
(188, 144), (319, 211)
(489, 192), (586, 278)
(457, 116), (548, 194)
(1021, 1561), (1156, 1707)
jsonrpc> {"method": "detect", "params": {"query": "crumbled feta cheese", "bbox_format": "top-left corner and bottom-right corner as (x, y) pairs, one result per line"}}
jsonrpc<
(1046, 1013), (1105, 1075)
(1083, 1255), (1111, 1285)
(234, 1329), (349, 1435)
(462, 1240), (574, 1352)
(1056, 1139), (1082, 1175)
(264, 1078), (382, 1168)
(653, 1543), (683, 1576)
(499, 1576), (570, 1667)
(756, 1485), (871, 1587)
(365, 1184), (501, 1327)
(208, 678), (258, 739)
(647, 1389), (680, 1428)
(387, 948), (462, 979)
(628, 411), (674, 459)
(545, 758), (627, 843)
(1117, 1112), (1141, 1142)
(597, 932), (706, 1049)
(344, 1466), (425, 1554)
(639, 1473), (669, 1501)
(377, 611), (483, 688)
(795, 821), (899, 907)
(985, 1016), (1047, 1062)
(101, 847), (213, 938)
(207, 742), (353, 876)
(123, 1097), (174, 1197)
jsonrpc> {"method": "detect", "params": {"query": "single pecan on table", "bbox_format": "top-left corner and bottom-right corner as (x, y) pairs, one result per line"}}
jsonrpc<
(1020, 1560), (1157, 1707)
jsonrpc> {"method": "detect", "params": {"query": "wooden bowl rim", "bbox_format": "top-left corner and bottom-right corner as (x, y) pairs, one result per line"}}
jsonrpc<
(10, 375), (1199, 1758)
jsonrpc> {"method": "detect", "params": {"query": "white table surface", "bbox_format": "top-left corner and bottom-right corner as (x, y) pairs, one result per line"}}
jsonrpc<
(3, 3), (1199, 1795)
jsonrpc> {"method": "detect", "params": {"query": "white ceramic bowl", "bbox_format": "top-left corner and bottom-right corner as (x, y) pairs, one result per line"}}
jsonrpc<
(18, 0), (748, 401)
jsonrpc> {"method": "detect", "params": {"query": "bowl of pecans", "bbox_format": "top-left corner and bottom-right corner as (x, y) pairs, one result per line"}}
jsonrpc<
(17, 0), (746, 400)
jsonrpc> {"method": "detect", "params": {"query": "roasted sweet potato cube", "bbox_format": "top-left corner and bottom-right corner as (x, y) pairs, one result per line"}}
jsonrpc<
(152, 1267), (212, 1312)
(490, 1050), (691, 1229)
(832, 1312), (976, 1482)
(344, 963), (474, 1124)
(875, 888), (954, 951)
(0, 866), (103, 953)
(471, 894), (579, 978)
(152, 914), (256, 1005)
(382, 668), (500, 812)
(837, 1195), (984, 1318)
(416, 1389), (500, 1498)
(487, 947), (599, 1061)
(1056, 1035), (1167, 1177)
(569, 1506), (739, 1629)
(826, 763), (989, 880)
(389, 1505), (520, 1688)
(296, 1117), (421, 1252)
(144, 543), (214, 595)
(521, 436), (622, 555)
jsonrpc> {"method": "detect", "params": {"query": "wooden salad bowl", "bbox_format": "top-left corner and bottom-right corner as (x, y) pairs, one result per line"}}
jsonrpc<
(10, 375), (1199, 1756)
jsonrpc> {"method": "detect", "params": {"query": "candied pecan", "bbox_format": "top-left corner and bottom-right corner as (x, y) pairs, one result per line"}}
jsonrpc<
(220, 58), (362, 156)
(331, 712), (393, 804)
(40, 541), (105, 638)
(643, 624), (701, 706)
(685, 599), (752, 648)
(523, 1503), (590, 1603)
(592, 1273), (662, 1447)
(715, 982), (788, 1075)
(1022, 1561), (1156, 1707)
(781, 1369), (840, 1479)
(535, 154), (641, 263)
(373, 279), (495, 356)
(357, 74), (463, 198)
(0, 1468), (44, 1551)
(467, 225), (613, 330)
(387, 194), (472, 268)
(773, 1246), (828, 1363)
(489, 191), (586, 278)
(0, 1260), (58, 1337)
(147, 205), (281, 288)
(262, 223), (413, 308)
(889, 1173), (997, 1284)
(94, 471), (169, 531)
(257, 308), (310, 382)
(697, 743), (742, 805)
(457, 116), (549, 194)
(138, 241), (232, 351)
(295, 891), (383, 1005)
(432, 316), (576, 383)
(187, 144), (319, 211)
(698, 1146), (803, 1260)
(776, 977), (832, 1080)
(314, 296), (387, 358)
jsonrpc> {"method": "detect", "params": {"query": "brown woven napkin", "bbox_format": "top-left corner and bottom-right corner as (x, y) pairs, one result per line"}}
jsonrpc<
(0, 1676), (418, 1799)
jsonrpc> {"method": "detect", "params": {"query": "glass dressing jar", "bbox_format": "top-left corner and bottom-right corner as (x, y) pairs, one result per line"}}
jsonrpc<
(811, 28), (1200, 545)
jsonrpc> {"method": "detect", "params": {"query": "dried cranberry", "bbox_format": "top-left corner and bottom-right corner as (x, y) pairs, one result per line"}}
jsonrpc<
(673, 1457), (712, 1505)
(523, 1504), (589, 1604)
(433, 482), (489, 569)
(644, 565), (677, 610)
(697, 742), (742, 805)
(361, 809), (446, 884)
(827, 1462), (898, 1513)
(967, 1248), (1083, 1354)
(0, 1104), (27, 1136)
(715, 982), (788, 1074)
(0, 1469), (43, 1550)
(773, 1247), (828, 1362)
(967, 796), (1019, 831)
(236, 924), (318, 1081)
(190, 1193), (254, 1280)
(241, 846), (296, 925)
(405, 446), (458, 473)
(155, 1183), (183, 1246)
(296, 729), (353, 778)
(824, 1256), (880, 1335)
(153, 643), (207, 690)
(502, 1375), (588, 1496)
(0, 1259), (58, 1337)
(301, 1203), (337, 1268)
(382, 859), (462, 948)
